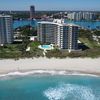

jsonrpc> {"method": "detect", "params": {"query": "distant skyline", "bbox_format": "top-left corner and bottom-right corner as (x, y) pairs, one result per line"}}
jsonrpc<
(0, 0), (100, 11)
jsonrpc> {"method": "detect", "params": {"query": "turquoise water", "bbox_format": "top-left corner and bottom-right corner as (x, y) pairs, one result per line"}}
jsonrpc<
(13, 20), (100, 29)
(0, 74), (100, 100)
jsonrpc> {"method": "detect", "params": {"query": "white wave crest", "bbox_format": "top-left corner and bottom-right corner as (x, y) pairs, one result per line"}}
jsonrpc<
(43, 83), (97, 100)
(0, 70), (99, 78)
(0, 70), (66, 78)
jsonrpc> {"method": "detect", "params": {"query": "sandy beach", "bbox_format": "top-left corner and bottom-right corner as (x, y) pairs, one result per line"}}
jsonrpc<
(0, 57), (100, 76)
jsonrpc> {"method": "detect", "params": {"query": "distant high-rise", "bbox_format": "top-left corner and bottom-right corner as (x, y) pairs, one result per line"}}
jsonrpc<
(37, 19), (79, 52)
(67, 12), (96, 21)
(0, 15), (13, 45)
(30, 5), (35, 19)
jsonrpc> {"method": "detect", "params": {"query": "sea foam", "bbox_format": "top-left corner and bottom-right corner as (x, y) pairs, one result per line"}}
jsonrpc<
(43, 83), (98, 100)
(0, 70), (99, 78)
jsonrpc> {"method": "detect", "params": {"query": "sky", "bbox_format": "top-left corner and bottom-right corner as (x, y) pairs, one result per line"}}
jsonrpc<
(0, 0), (100, 11)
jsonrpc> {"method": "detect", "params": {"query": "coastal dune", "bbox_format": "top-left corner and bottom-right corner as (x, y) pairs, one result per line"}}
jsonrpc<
(0, 57), (100, 75)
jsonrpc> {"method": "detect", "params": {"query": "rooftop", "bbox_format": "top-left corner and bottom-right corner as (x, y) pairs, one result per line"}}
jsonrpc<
(38, 19), (79, 27)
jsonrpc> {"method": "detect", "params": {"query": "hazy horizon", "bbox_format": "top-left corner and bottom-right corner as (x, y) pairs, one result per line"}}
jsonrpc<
(0, 0), (100, 11)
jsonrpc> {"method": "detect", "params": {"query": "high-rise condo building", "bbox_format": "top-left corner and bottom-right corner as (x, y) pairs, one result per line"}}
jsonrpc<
(30, 5), (35, 19)
(37, 19), (79, 52)
(67, 12), (96, 21)
(0, 15), (13, 45)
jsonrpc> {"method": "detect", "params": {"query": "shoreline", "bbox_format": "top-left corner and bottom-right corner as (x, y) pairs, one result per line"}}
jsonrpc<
(0, 57), (100, 77)
(0, 69), (100, 78)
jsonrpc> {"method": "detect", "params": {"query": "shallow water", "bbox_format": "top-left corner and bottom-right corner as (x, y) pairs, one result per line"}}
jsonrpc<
(0, 74), (100, 100)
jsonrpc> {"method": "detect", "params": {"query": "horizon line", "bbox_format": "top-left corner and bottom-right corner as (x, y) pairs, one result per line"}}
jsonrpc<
(0, 10), (100, 12)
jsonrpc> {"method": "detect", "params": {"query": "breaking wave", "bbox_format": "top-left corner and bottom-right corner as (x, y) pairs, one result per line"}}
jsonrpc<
(44, 83), (99, 100)
(0, 70), (98, 78)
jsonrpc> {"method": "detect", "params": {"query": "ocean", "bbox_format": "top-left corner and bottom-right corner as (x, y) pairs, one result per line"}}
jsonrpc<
(0, 72), (100, 100)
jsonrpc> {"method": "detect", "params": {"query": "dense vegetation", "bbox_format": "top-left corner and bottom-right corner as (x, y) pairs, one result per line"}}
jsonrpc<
(0, 42), (43, 59)
(79, 29), (100, 48)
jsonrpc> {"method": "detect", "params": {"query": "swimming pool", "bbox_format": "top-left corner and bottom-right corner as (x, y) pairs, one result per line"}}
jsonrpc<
(42, 45), (51, 49)
(38, 44), (54, 50)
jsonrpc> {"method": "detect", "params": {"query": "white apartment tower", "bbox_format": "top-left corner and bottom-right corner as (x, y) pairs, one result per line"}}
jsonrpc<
(37, 19), (79, 52)
(0, 15), (13, 45)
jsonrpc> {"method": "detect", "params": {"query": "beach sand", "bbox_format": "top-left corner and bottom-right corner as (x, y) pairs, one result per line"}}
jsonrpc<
(0, 57), (100, 75)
